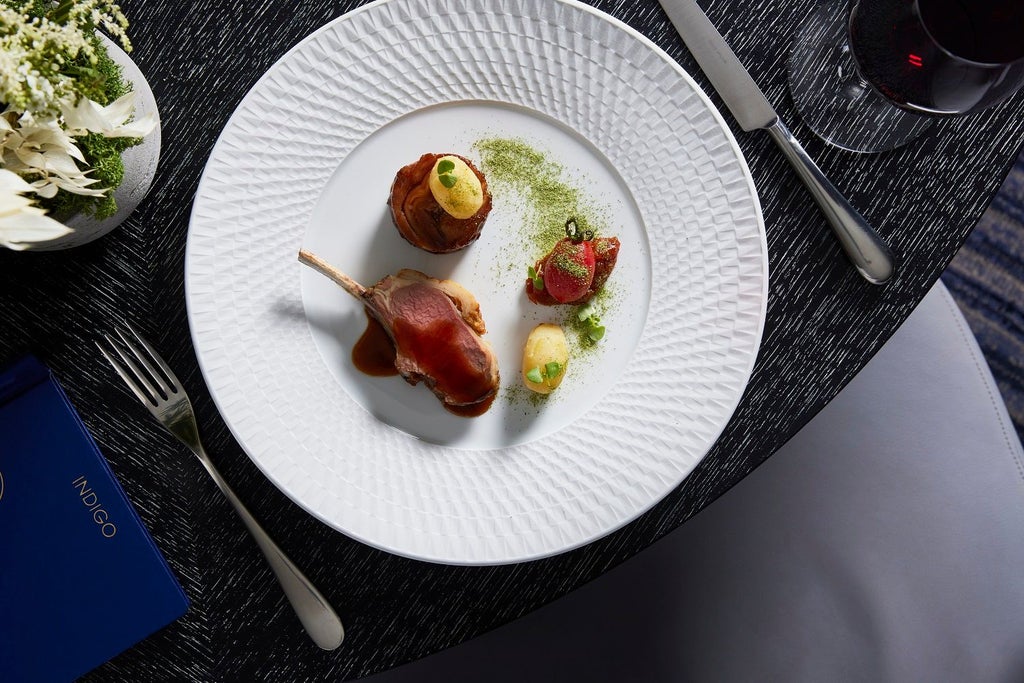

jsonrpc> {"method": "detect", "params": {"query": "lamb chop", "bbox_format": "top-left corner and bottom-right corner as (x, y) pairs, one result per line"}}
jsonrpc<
(298, 250), (500, 416)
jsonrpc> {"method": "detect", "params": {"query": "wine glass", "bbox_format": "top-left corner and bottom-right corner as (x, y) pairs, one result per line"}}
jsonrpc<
(788, 0), (1024, 153)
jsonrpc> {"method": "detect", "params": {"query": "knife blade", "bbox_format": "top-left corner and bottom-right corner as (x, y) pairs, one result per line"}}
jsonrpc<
(657, 0), (895, 285)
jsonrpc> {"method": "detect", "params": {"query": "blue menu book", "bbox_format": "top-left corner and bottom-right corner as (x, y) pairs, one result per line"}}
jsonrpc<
(0, 355), (189, 682)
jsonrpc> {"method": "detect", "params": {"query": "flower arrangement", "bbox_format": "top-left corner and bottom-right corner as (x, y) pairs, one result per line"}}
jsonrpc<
(0, 0), (155, 250)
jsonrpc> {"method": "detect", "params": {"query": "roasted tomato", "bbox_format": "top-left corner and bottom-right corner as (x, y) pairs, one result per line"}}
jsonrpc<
(526, 219), (620, 306)
(542, 238), (596, 303)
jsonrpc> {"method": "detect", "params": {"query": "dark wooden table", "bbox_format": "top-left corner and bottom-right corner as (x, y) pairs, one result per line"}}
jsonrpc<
(2, 0), (1022, 680)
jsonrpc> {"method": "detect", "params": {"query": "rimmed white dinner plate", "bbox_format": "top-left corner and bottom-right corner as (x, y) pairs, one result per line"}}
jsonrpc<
(185, 0), (768, 565)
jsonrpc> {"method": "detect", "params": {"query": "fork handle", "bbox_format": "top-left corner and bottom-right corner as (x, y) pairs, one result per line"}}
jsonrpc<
(196, 452), (345, 650)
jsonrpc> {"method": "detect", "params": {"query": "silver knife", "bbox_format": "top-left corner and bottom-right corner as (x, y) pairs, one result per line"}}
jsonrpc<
(657, 0), (895, 285)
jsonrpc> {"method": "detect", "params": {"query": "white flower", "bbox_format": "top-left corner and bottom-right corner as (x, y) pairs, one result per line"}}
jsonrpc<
(0, 1), (148, 248)
(62, 91), (156, 138)
(0, 111), (106, 199)
(0, 7), (91, 115)
(0, 169), (72, 250)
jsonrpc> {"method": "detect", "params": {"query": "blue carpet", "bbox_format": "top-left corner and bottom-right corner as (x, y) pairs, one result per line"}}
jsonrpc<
(942, 149), (1024, 445)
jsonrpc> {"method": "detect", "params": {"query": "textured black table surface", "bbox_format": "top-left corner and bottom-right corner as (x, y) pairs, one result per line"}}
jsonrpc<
(2, 0), (1022, 680)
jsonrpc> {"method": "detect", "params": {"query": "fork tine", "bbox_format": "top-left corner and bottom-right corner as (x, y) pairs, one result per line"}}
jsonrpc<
(102, 332), (165, 403)
(111, 325), (174, 399)
(96, 338), (159, 407)
(122, 323), (183, 393)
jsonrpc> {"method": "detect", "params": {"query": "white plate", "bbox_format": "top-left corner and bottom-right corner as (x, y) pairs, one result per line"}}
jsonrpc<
(186, 0), (768, 565)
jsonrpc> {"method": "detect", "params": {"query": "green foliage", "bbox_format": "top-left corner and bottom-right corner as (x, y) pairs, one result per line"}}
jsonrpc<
(2, 0), (143, 220)
(64, 37), (123, 104)
(86, 33), (129, 105)
(9, 0), (52, 16)
(41, 34), (136, 219)
(41, 133), (140, 219)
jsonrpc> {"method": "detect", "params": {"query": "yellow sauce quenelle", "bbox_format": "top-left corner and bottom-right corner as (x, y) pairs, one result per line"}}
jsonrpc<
(522, 323), (569, 394)
(428, 155), (484, 219)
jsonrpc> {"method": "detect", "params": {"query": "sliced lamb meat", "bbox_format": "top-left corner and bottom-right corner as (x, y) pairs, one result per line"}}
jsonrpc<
(298, 250), (499, 415)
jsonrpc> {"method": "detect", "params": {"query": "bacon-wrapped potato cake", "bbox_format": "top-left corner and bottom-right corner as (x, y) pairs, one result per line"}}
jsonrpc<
(387, 153), (492, 253)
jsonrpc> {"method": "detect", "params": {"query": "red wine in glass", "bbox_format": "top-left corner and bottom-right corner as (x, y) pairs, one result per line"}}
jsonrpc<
(849, 0), (1024, 115)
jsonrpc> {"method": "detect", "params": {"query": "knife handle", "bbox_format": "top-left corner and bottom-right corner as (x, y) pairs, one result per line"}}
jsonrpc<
(765, 120), (895, 285)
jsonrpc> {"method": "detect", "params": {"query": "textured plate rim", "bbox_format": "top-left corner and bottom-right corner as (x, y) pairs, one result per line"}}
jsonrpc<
(184, 0), (769, 565)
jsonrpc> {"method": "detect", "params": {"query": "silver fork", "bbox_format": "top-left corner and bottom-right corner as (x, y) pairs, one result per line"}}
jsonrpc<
(97, 325), (345, 650)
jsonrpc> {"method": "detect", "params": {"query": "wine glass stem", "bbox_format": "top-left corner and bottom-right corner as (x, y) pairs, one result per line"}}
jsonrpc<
(836, 44), (871, 101)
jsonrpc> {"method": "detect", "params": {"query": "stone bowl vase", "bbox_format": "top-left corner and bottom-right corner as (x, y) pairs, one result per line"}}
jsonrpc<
(31, 35), (162, 251)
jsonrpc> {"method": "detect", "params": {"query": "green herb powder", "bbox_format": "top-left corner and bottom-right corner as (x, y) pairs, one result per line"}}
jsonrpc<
(474, 137), (619, 410)
(473, 137), (607, 258)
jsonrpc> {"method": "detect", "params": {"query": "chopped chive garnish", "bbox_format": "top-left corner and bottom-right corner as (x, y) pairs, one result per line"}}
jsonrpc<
(528, 265), (544, 290)
(575, 302), (606, 343)
(437, 159), (455, 174)
(544, 361), (562, 379)
(526, 366), (543, 383)
(439, 173), (457, 188)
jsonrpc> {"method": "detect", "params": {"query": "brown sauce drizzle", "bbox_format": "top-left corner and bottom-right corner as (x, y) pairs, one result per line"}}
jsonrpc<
(351, 310), (397, 377)
(351, 309), (496, 417)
